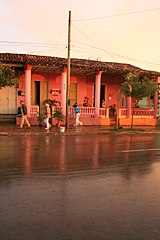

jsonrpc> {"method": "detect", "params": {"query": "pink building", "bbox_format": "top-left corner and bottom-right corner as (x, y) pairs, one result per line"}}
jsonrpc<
(0, 53), (160, 127)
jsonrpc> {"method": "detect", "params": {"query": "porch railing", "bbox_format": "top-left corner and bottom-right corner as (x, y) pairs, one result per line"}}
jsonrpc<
(119, 108), (154, 118)
(119, 108), (127, 118)
(99, 108), (109, 117)
(30, 105), (155, 119)
(133, 108), (154, 118)
(68, 106), (109, 117)
(80, 107), (95, 114)
(30, 105), (39, 116)
(69, 106), (95, 115)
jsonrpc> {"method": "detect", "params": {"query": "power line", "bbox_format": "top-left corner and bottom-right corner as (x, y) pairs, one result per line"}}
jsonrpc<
(72, 42), (119, 62)
(1, 38), (160, 69)
(72, 24), (120, 61)
(0, 40), (65, 47)
(73, 7), (160, 22)
(72, 23), (160, 68)
(73, 41), (160, 68)
(44, 26), (67, 46)
(0, 25), (68, 56)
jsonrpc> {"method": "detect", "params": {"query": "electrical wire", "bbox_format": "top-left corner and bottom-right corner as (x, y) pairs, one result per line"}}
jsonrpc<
(1, 6), (160, 71)
(73, 7), (160, 22)
(73, 41), (160, 68)
(72, 24), (160, 68)
(0, 40), (65, 47)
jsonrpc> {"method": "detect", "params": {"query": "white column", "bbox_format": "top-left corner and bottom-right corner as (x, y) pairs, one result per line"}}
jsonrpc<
(61, 67), (67, 116)
(24, 65), (32, 117)
(95, 71), (102, 116)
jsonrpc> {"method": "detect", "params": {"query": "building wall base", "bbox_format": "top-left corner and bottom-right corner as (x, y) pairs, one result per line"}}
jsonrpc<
(119, 117), (157, 126)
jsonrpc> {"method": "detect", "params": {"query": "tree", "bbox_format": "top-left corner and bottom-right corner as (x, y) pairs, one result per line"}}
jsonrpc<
(120, 72), (157, 129)
(0, 66), (16, 88)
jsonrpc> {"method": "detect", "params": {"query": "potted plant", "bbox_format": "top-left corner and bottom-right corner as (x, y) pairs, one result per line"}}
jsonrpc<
(52, 108), (64, 128)
(43, 99), (61, 125)
(37, 114), (44, 127)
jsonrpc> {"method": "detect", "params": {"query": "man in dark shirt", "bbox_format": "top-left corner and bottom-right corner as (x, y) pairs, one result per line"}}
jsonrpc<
(19, 100), (31, 128)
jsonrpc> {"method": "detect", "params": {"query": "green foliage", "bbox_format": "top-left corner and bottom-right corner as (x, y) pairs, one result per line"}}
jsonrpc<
(53, 108), (64, 122)
(156, 119), (160, 126)
(43, 99), (61, 106)
(37, 114), (44, 123)
(120, 72), (157, 129)
(121, 72), (156, 107)
(37, 114), (44, 127)
(0, 66), (16, 88)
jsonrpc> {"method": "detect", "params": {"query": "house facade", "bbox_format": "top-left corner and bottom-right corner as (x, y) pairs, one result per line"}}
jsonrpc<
(0, 53), (160, 126)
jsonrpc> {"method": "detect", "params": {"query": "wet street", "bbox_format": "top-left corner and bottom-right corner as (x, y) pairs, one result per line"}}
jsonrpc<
(0, 133), (160, 240)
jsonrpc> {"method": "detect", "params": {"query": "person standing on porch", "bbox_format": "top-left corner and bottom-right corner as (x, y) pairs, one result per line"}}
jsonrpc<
(102, 99), (106, 108)
(19, 100), (31, 128)
(83, 96), (89, 107)
(73, 103), (83, 126)
(44, 101), (51, 130)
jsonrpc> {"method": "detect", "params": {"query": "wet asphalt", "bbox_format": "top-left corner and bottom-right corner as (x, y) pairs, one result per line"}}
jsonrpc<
(0, 125), (160, 240)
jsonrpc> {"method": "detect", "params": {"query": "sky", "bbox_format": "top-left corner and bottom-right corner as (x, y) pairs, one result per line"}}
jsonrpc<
(0, 0), (160, 72)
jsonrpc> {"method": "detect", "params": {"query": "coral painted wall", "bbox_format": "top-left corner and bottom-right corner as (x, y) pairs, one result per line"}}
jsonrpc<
(17, 70), (124, 108)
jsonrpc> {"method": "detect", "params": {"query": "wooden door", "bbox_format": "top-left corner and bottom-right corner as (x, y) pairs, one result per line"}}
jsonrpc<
(0, 87), (17, 114)
(40, 81), (48, 112)
(31, 80), (48, 112)
(69, 83), (77, 106)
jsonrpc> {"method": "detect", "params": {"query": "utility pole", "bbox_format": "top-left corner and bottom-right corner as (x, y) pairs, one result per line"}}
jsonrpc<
(66, 10), (71, 129)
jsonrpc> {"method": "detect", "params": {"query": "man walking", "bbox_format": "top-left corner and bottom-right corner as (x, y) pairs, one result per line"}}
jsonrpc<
(19, 100), (31, 128)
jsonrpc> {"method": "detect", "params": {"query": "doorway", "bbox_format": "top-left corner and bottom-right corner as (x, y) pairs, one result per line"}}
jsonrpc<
(93, 84), (106, 107)
(35, 81), (40, 106)
(100, 85), (106, 107)
(32, 80), (48, 112)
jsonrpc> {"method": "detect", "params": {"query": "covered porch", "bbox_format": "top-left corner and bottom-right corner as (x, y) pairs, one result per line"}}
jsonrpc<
(0, 53), (160, 127)
(17, 105), (157, 127)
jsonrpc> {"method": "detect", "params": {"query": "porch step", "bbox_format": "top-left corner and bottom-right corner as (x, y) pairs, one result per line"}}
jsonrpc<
(0, 115), (16, 124)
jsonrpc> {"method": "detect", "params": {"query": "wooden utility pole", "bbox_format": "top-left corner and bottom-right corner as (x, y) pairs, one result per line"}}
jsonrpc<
(66, 10), (71, 129)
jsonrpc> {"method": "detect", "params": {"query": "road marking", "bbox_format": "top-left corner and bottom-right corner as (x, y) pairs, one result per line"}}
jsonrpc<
(117, 148), (160, 153)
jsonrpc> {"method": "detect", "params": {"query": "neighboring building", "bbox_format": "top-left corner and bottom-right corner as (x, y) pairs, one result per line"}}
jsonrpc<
(0, 52), (160, 126)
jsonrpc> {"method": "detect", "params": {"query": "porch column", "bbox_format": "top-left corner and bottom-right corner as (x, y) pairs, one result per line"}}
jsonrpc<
(61, 67), (67, 116)
(95, 71), (102, 116)
(126, 96), (132, 117)
(24, 65), (32, 117)
(154, 76), (160, 118)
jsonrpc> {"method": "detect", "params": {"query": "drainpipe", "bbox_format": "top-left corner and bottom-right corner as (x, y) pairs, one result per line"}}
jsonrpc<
(95, 71), (102, 116)
(24, 65), (32, 117)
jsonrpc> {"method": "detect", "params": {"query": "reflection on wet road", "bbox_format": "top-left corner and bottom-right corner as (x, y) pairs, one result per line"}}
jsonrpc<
(0, 134), (160, 240)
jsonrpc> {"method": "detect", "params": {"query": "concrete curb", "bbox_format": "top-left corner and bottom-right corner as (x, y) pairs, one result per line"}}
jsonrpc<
(0, 125), (160, 136)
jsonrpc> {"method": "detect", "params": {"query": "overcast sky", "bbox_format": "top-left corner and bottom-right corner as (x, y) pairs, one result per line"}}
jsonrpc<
(0, 0), (160, 72)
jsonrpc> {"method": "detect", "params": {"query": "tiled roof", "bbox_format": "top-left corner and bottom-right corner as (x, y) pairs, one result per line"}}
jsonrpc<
(0, 52), (159, 76)
(0, 53), (66, 66)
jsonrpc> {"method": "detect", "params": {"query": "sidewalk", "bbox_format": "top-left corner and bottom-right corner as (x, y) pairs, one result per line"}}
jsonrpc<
(0, 124), (160, 136)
